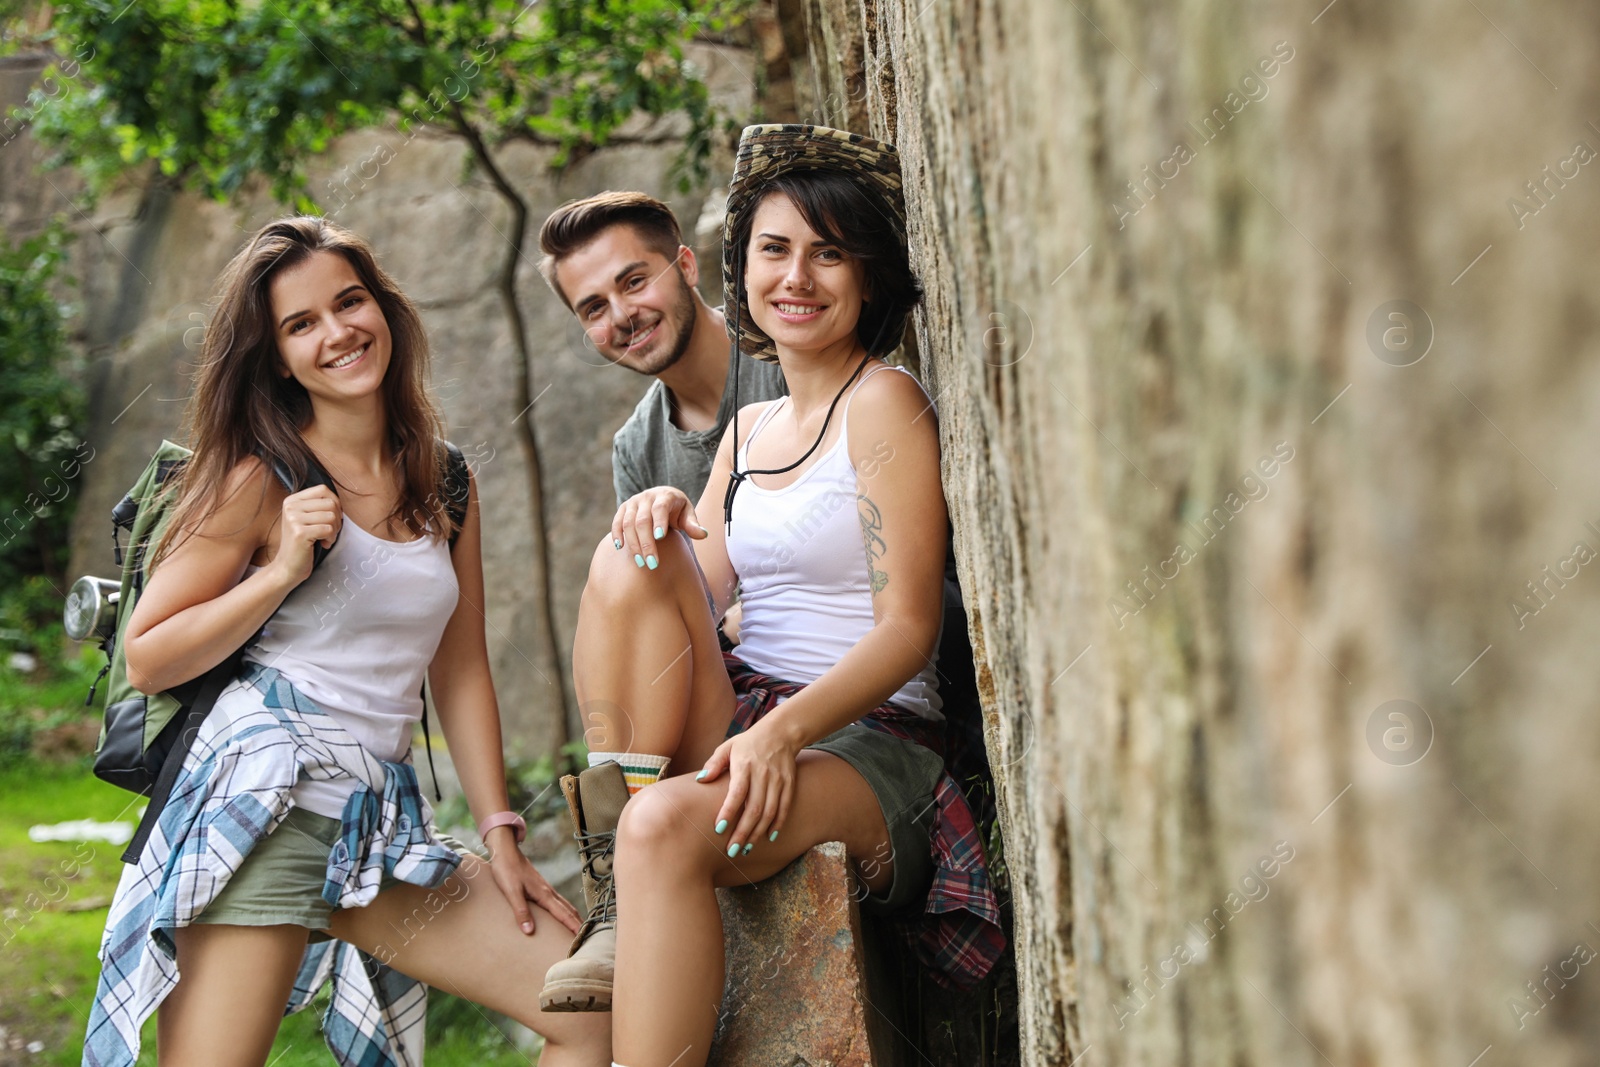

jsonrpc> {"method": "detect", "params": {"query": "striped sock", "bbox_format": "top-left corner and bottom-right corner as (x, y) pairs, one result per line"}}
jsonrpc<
(589, 751), (670, 794)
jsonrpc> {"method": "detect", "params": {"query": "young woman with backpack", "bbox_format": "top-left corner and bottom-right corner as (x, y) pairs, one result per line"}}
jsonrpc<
(83, 216), (609, 1067)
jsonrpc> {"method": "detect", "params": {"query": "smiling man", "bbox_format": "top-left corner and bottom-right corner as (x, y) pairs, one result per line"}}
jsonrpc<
(538, 191), (787, 506)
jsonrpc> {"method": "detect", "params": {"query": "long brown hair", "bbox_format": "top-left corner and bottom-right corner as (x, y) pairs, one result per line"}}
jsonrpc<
(155, 216), (455, 563)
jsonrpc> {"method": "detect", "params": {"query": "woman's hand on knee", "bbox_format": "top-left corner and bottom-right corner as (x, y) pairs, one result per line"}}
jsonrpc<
(611, 487), (706, 571)
(696, 720), (800, 856)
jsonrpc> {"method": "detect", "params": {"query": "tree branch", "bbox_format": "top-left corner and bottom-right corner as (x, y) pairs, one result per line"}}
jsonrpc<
(402, 0), (574, 748)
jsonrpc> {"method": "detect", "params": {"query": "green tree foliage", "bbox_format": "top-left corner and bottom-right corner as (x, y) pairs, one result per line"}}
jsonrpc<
(23, 0), (741, 205)
(0, 222), (84, 592)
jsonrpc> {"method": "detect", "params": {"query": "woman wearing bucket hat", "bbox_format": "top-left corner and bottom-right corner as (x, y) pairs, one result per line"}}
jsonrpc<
(543, 125), (1004, 1064)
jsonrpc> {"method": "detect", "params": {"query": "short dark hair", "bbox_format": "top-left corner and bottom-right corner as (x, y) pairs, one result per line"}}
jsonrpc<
(538, 191), (684, 307)
(729, 169), (922, 360)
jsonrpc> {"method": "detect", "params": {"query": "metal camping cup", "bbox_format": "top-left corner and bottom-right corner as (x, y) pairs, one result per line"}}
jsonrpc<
(64, 576), (119, 643)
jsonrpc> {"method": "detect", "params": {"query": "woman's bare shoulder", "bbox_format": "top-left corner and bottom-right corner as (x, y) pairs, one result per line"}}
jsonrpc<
(195, 454), (284, 539)
(853, 365), (936, 425)
(727, 398), (784, 455)
(735, 398), (783, 421)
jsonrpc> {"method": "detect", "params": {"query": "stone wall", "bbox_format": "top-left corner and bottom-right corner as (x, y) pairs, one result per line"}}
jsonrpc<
(781, 1), (1600, 1064)
(2, 44), (755, 757)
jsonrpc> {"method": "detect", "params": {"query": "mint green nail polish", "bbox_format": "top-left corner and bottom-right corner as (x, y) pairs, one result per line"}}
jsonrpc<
(715, 819), (727, 834)
(646, 554), (658, 570)
(727, 843), (740, 858)
(634, 553), (645, 568)
(696, 769), (708, 781)
(768, 831), (779, 842)
(742, 843), (753, 856)
(654, 525), (665, 539)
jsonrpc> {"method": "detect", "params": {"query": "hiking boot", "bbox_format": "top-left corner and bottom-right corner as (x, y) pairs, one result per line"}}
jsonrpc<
(539, 760), (630, 1012)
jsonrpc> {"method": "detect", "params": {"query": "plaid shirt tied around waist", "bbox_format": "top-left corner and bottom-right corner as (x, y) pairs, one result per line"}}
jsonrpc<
(723, 652), (1007, 989)
(84, 663), (460, 1067)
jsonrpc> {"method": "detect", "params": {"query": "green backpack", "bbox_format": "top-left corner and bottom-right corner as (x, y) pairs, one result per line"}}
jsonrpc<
(74, 440), (470, 862)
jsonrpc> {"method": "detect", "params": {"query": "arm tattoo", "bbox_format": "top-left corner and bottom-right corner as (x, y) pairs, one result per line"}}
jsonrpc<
(856, 492), (890, 594)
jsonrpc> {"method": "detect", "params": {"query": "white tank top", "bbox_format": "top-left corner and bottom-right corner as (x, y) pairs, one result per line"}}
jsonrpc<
(242, 518), (460, 817)
(727, 364), (943, 720)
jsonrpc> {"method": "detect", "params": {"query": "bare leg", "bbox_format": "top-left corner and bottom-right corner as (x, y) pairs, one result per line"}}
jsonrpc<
(576, 532), (896, 1065)
(328, 853), (609, 1066)
(572, 532), (734, 773)
(158, 924), (309, 1067)
(610, 751), (894, 1067)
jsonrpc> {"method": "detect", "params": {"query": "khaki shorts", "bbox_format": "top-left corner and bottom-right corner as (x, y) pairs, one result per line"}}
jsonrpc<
(193, 805), (477, 936)
(805, 723), (946, 914)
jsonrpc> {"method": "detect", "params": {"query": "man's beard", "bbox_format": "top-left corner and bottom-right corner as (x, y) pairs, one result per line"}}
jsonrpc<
(616, 272), (698, 377)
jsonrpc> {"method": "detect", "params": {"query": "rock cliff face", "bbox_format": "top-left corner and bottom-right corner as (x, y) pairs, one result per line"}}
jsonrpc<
(781, 1), (1600, 1064)
(2, 46), (754, 757)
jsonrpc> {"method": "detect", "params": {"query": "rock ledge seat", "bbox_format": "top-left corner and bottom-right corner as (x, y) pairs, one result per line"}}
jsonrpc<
(709, 841), (903, 1067)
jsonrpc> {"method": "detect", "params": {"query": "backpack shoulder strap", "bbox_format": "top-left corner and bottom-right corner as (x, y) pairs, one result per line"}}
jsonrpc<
(119, 650), (244, 863)
(114, 440), (193, 570)
(415, 441), (472, 801)
(441, 441), (471, 549)
(263, 451), (337, 568)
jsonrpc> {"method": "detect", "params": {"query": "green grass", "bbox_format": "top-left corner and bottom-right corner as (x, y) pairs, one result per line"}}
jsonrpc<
(0, 759), (142, 1064)
(0, 644), (105, 767)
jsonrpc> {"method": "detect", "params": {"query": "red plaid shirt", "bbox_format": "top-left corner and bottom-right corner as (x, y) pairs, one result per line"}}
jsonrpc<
(723, 652), (1007, 990)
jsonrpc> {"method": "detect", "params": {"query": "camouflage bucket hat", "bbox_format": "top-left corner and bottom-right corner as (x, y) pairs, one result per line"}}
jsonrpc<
(721, 124), (906, 361)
